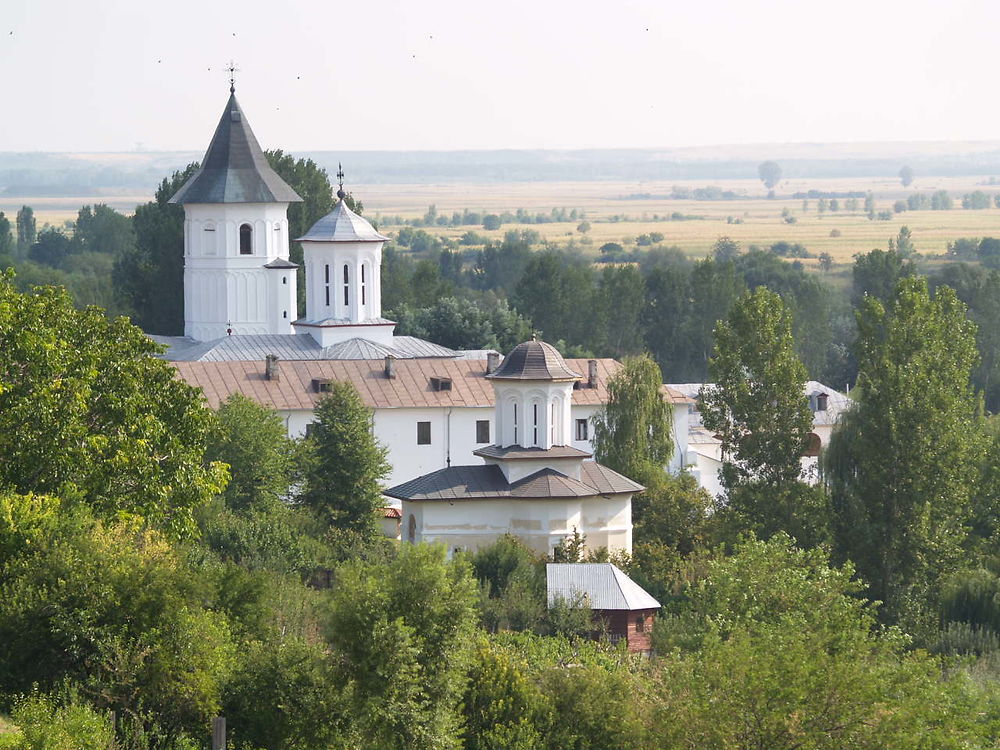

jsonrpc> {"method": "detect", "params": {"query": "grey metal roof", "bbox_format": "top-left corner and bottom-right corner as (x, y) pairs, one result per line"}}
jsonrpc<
(296, 199), (389, 243)
(473, 445), (592, 461)
(169, 93), (302, 205)
(488, 340), (581, 381)
(262, 258), (299, 269)
(385, 461), (642, 501)
(546, 563), (660, 611)
(294, 316), (396, 328)
(151, 333), (458, 362)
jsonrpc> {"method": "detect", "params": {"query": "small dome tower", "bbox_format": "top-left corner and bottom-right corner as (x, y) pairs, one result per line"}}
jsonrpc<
(293, 169), (393, 348)
(169, 88), (301, 341)
(486, 339), (582, 451)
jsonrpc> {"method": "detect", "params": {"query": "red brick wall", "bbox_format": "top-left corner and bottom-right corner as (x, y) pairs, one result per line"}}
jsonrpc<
(596, 609), (656, 653)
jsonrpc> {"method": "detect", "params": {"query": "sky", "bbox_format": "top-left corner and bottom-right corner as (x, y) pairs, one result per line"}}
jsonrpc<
(3, 0), (1000, 153)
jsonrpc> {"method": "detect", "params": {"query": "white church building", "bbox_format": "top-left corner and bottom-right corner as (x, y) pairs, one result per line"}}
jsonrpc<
(159, 87), (848, 545)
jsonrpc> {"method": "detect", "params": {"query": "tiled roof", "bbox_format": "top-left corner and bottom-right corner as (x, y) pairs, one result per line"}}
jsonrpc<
(153, 333), (458, 362)
(489, 340), (582, 381)
(547, 563), (660, 611)
(172, 357), (688, 411)
(168, 93), (302, 205)
(384, 461), (643, 501)
(473, 445), (592, 461)
(378, 507), (402, 519)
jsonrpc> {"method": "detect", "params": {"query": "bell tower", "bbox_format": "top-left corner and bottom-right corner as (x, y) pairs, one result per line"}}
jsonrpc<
(292, 167), (394, 348)
(169, 81), (302, 342)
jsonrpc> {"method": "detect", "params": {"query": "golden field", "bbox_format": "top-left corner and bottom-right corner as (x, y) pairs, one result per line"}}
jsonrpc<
(6, 175), (1000, 270)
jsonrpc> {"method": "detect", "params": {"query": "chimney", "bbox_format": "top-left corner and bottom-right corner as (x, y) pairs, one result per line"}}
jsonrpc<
(486, 351), (500, 374)
(384, 354), (396, 379)
(264, 354), (280, 381)
(588, 359), (598, 389)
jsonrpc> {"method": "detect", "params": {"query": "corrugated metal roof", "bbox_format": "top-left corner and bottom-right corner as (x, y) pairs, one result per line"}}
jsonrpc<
(489, 340), (582, 381)
(546, 563), (660, 611)
(169, 93), (302, 205)
(153, 333), (458, 362)
(296, 199), (389, 243)
(171, 357), (659, 411)
(473, 445), (592, 461)
(385, 461), (642, 501)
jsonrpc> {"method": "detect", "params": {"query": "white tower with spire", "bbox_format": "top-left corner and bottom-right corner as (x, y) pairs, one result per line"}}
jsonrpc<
(292, 169), (395, 348)
(169, 83), (301, 342)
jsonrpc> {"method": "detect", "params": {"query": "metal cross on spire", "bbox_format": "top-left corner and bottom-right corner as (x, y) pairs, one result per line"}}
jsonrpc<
(227, 60), (240, 93)
(336, 162), (346, 200)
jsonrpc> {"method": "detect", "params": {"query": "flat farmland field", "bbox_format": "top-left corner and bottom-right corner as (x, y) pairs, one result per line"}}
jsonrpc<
(7, 176), (1000, 270)
(360, 176), (1000, 269)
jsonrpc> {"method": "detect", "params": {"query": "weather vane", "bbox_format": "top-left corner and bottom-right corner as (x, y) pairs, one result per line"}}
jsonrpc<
(227, 60), (240, 93)
(336, 162), (346, 200)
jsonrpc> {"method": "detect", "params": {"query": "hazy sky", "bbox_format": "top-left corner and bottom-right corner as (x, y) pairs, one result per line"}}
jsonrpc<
(4, 0), (1000, 152)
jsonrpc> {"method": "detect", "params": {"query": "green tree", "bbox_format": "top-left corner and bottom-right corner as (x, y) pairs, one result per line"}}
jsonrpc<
(757, 160), (782, 189)
(72, 203), (135, 258)
(392, 296), (532, 352)
(27, 228), (71, 267)
(300, 382), (390, 536)
(0, 515), (235, 742)
(700, 289), (823, 544)
(653, 535), (987, 748)
(0, 272), (227, 537)
(0, 211), (13, 257)
(826, 277), (982, 632)
(899, 165), (915, 187)
(864, 191), (876, 219)
(326, 543), (479, 749)
(592, 354), (674, 487)
(15, 205), (35, 254)
(818, 252), (833, 272)
(851, 248), (915, 308)
(483, 214), (502, 231)
(206, 394), (297, 514)
(114, 164), (198, 334)
(711, 236), (740, 262)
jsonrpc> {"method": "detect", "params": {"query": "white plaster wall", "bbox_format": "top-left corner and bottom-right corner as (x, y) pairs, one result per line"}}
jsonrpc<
(402, 493), (633, 555)
(183, 203), (292, 340)
(301, 240), (384, 323)
(280, 401), (689, 487)
(494, 380), (574, 449)
(281, 406), (496, 486)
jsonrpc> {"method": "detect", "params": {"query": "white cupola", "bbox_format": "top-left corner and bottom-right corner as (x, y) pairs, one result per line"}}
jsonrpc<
(292, 174), (394, 348)
(475, 339), (591, 482)
(169, 88), (301, 342)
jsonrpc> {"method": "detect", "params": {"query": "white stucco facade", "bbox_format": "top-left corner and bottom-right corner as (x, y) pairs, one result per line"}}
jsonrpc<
(279, 402), (627, 487)
(183, 203), (297, 341)
(403, 493), (633, 556)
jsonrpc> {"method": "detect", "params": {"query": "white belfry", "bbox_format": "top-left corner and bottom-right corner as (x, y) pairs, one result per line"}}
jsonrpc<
(292, 173), (394, 348)
(169, 91), (300, 341)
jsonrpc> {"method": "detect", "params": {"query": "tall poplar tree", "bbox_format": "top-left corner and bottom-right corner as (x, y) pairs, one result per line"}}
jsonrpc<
(826, 277), (982, 631)
(700, 288), (824, 545)
(300, 382), (390, 538)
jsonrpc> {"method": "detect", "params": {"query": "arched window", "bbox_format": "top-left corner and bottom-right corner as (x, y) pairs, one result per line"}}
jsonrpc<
(407, 514), (416, 543)
(324, 264), (330, 307)
(239, 224), (252, 255)
(343, 264), (350, 307)
(512, 402), (518, 445)
(533, 403), (539, 446)
(361, 264), (367, 306)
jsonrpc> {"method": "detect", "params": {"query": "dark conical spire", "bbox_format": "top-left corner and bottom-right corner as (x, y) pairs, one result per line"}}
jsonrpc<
(169, 92), (302, 204)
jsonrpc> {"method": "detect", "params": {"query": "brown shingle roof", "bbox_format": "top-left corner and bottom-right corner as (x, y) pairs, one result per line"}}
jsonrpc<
(172, 357), (694, 410)
(488, 340), (582, 380)
(385, 461), (644, 501)
(473, 445), (592, 460)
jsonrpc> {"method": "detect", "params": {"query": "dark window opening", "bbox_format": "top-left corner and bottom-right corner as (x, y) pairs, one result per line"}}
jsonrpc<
(804, 432), (822, 457)
(635, 615), (645, 633)
(430, 376), (452, 392)
(513, 403), (518, 444)
(361, 265), (367, 305)
(312, 378), (334, 393)
(417, 421), (432, 445)
(816, 392), (829, 412)
(283, 310), (287, 318)
(239, 224), (253, 254)
(575, 418), (589, 441)
(476, 420), (490, 444)
(282, 276), (287, 285)
(533, 403), (538, 445)
(343, 264), (350, 307)
(325, 287), (330, 306)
